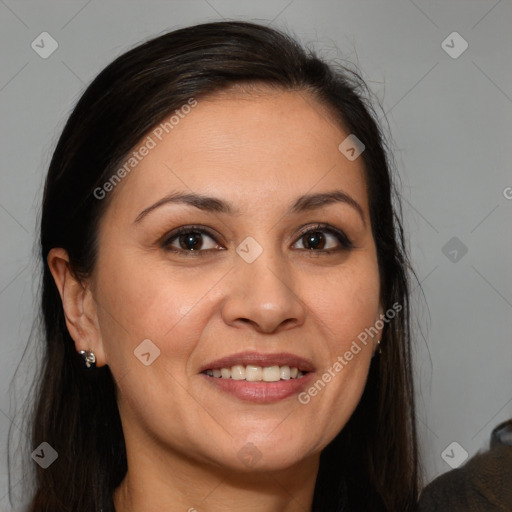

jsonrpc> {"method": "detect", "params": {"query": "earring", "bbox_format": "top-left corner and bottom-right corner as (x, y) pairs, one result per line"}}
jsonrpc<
(79, 349), (96, 368)
(377, 339), (382, 355)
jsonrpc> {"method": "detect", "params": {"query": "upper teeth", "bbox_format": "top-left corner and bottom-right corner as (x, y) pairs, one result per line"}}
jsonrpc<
(204, 365), (305, 381)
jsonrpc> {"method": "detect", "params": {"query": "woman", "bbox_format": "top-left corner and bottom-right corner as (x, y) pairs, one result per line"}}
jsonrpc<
(24, 21), (421, 511)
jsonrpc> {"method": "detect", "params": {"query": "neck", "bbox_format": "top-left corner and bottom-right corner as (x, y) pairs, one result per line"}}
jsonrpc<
(112, 440), (319, 512)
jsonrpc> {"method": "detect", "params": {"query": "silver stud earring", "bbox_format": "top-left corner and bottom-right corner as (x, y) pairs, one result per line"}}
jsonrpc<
(79, 350), (96, 368)
(376, 339), (382, 355)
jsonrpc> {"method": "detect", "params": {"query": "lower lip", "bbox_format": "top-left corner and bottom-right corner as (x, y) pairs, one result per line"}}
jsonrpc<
(201, 372), (315, 403)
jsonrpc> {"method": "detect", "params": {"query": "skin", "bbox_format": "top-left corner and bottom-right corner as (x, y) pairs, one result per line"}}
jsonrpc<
(48, 87), (384, 512)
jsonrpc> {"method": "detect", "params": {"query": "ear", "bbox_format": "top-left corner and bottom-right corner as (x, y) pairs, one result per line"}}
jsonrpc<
(47, 247), (106, 367)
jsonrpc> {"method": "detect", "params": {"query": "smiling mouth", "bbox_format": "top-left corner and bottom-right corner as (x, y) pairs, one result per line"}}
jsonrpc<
(202, 365), (308, 382)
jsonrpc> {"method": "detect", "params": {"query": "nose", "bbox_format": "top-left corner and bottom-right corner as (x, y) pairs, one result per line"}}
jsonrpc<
(221, 245), (306, 334)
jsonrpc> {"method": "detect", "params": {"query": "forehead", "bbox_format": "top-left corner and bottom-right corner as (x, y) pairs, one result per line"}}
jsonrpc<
(103, 88), (369, 221)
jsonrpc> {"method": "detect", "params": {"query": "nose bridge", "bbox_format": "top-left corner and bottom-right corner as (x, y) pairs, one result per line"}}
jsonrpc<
(237, 235), (292, 299)
(222, 234), (305, 332)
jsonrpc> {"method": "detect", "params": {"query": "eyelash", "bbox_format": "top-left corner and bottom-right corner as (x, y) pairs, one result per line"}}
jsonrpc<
(161, 223), (354, 258)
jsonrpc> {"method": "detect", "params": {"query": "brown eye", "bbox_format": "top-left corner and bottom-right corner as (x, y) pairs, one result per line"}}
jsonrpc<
(162, 226), (224, 257)
(301, 231), (327, 250)
(176, 232), (205, 251)
(293, 224), (354, 253)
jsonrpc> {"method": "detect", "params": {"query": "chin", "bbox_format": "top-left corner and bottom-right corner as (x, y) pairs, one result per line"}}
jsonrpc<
(231, 437), (315, 472)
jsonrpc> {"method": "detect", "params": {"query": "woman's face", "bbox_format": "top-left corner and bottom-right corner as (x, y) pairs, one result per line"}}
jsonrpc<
(87, 88), (383, 472)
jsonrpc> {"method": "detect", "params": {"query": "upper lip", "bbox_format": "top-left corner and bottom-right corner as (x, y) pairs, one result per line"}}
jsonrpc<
(199, 351), (315, 373)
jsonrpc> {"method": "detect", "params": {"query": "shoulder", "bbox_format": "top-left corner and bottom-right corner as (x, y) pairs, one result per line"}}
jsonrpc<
(416, 443), (512, 512)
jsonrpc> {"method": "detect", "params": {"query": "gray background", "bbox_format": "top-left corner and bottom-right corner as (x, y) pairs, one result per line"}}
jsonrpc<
(1, 0), (511, 509)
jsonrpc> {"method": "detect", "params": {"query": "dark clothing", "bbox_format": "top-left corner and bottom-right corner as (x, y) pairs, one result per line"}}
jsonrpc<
(417, 420), (512, 512)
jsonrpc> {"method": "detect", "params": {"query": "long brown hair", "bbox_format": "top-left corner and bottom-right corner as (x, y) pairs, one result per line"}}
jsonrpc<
(11, 20), (422, 511)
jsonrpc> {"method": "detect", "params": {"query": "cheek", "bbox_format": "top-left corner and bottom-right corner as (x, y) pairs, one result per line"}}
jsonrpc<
(300, 261), (381, 350)
(94, 250), (226, 374)
(293, 261), (380, 436)
(93, 254), (218, 435)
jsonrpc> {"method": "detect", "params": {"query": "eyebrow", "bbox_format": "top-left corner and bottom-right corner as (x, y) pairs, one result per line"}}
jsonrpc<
(133, 190), (366, 226)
